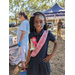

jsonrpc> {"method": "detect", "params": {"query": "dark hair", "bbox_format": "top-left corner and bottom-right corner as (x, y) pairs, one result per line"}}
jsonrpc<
(30, 12), (48, 32)
(19, 11), (28, 20)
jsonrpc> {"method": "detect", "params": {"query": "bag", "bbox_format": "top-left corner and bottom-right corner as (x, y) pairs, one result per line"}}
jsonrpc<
(21, 69), (27, 75)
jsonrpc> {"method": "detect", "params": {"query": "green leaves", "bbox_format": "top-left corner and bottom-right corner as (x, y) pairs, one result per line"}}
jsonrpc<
(9, 0), (65, 17)
(9, 0), (13, 3)
(9, 0), (65, 24)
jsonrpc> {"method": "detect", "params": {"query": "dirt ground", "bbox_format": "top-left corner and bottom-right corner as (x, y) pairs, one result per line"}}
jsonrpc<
(9, 26), (65, 75)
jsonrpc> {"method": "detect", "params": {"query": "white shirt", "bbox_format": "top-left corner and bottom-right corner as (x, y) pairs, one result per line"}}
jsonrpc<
(17, 20), (30, 44)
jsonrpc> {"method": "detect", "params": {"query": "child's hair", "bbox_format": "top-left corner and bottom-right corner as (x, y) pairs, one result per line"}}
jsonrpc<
(30, 12), (48, 32)
(19, 11), (28, 20)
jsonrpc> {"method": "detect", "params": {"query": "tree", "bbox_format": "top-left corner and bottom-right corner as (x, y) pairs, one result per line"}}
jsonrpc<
(9, 0), (27, 25)
(54, 0), (65, 7)
(9, 0), (65, 24)
(58, 1), (65, 7)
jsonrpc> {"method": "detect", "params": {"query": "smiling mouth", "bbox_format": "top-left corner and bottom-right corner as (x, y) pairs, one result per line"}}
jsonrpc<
(37, 25), (43, 29)
(38, 27), (41, 28)
(38, 26), (42, 28)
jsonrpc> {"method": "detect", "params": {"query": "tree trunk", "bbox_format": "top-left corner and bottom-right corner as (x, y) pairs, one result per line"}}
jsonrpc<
(15, 15), (17, 26)
(16, 19), (17, 26)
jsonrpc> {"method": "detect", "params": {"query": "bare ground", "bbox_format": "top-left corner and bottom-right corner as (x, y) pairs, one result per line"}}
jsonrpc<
(9, 26), (65, 75)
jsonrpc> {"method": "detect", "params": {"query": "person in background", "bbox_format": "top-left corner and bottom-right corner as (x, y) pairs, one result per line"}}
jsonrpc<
(57, 20), (62, 36)
(17, 11), (30, 68)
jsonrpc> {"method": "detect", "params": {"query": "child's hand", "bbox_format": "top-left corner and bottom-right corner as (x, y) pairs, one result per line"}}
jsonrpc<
(25, 60), (29, 67)
(43, 54), (53, 63)
(22, 61), (25, 68)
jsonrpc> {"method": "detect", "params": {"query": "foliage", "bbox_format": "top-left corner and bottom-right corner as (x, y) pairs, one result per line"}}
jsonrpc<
(9, 0), (65, 24)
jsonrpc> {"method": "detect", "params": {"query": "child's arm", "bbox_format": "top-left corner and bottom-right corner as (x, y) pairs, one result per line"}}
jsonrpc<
(51, 40), (58, 56)
(25, 43), (31, 66)
(43, 40), (58, 63)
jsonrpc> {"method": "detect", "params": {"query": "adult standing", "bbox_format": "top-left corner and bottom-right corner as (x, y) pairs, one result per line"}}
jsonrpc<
(17, 11), (30, 68)
(57, 20), (62, 36)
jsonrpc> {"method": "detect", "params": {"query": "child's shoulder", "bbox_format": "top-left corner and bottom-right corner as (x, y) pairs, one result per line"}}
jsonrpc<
(48, 31), (55, 37)
(29, 31), (34, 38)
(48, 31), (52, 35)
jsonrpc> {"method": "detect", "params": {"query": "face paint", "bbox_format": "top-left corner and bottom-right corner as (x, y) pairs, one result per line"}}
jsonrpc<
(40, 22), (44, 29)
(39, 16), (43, 21)
(42, 22), (44, 27)
(39, 16), (44, 29)
(39, 16), (41, 18)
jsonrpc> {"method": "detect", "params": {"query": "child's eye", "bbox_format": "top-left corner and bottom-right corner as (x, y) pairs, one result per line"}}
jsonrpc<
(35, 21), (38, 24)
(40, 20), (43, 23)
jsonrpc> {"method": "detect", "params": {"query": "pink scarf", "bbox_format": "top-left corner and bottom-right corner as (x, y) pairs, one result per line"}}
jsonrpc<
(31, 30), (48, 57)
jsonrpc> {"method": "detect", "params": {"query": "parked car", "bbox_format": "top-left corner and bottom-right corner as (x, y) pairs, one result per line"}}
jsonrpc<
(9, 22), (16, 27)
(47, 22), (54, 28)
(62, 22), (65, 28)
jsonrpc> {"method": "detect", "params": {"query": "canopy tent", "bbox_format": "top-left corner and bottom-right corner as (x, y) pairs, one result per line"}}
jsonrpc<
(43, 3), (65, 19)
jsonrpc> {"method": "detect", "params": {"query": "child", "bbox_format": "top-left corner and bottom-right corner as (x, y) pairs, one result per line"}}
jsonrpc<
(25, 12), (58, 75)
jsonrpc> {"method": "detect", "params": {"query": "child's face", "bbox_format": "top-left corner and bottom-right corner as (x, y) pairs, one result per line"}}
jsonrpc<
(34, 15), (45, 31)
